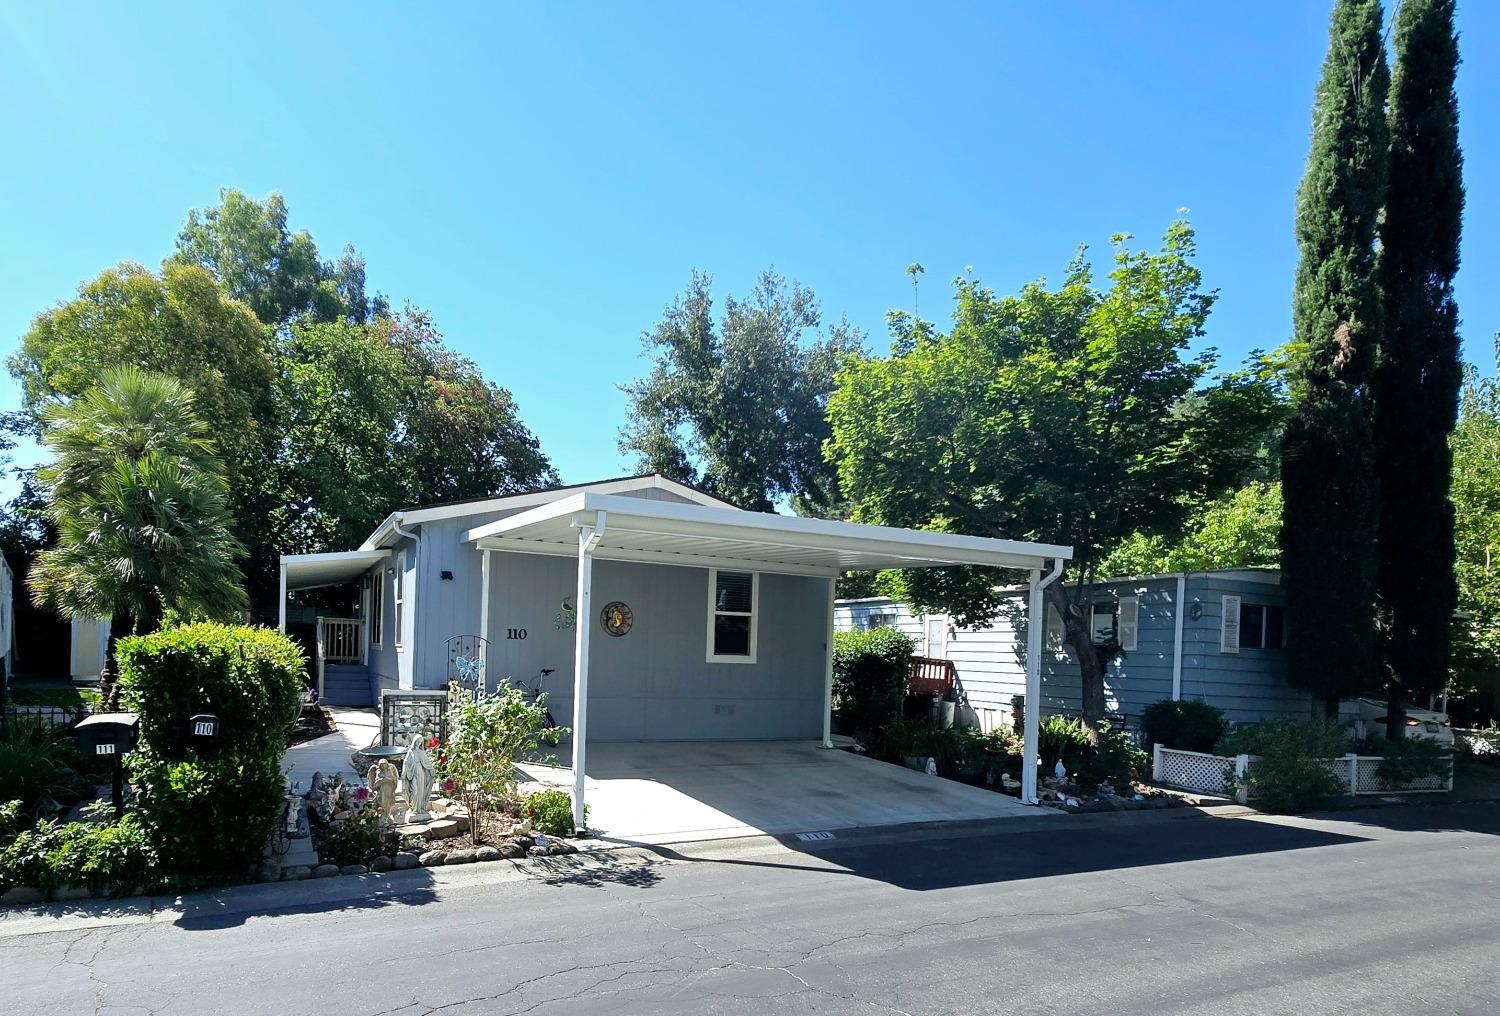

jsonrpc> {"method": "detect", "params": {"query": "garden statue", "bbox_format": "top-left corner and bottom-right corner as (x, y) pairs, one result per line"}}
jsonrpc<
(369, 758), (400, 825)
(1054, 759), (1067, 782)
(402, 734), (435, 822)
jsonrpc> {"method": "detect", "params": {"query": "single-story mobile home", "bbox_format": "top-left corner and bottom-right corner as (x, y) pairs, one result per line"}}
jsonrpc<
(279, 474), (1073, 822)
(837, 568), (1313, 731)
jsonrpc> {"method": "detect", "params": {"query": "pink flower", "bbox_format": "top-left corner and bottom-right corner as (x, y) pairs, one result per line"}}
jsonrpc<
(441, 778), (455, 793)
(353, 787), (370, 803)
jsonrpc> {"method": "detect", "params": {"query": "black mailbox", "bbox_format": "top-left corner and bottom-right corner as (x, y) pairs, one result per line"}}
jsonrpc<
(76, 712), (140, 759)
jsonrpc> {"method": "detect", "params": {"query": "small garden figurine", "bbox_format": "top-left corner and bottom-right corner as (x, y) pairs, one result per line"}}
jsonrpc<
(402, 733), (435, 822)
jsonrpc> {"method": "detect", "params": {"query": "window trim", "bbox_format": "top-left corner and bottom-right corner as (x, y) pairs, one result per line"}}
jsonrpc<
(393, 550), (406, 651)
(370, 571), (385, 650)
(706, 568), (758, 664)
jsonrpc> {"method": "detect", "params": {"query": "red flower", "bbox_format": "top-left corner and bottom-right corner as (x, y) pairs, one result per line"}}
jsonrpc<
(426, 736), (439, 749)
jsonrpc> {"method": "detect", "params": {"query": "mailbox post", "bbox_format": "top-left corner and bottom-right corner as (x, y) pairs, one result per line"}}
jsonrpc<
(76, 713), (139, 819)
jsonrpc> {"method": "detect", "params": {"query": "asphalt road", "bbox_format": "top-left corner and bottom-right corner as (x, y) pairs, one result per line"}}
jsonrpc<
(4, 803), (1499, 1015)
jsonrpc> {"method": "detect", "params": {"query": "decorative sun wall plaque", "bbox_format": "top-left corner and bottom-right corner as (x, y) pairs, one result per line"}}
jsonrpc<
(600, 601), (633, 637)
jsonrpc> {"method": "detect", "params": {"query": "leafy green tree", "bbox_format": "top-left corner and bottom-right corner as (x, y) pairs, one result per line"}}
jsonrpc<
(8, 262), (279, 605)
(1280, 0), (1389, 716)
(170, 189), (385, 328)
(621, 270), (863, 512)
(1373, 0), (1465, 736)
(827, 223), (1281, 722)
(271, 311), (557, 555)
(1451, 359), (1500, 705)
(1100, 482), (1283, 578)
(29, 368), (246, 631)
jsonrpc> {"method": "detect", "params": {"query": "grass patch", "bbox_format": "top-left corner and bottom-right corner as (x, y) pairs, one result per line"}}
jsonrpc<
(7, 686), (100, 710)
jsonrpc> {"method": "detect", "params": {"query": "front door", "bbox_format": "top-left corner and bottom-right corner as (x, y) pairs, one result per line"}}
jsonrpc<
(925, 616), (947, 659)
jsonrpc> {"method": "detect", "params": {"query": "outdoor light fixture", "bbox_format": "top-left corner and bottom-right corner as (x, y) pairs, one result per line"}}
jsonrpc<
(440, 570), (454, 581)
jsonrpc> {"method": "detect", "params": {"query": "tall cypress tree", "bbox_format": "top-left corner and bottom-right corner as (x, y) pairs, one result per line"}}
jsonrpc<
(1374, 0), (1464, 736)
(1281, 0), (1389, 717)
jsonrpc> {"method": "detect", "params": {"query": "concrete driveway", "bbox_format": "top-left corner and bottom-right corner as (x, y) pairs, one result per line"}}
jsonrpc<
(517, 740), (1041, 845)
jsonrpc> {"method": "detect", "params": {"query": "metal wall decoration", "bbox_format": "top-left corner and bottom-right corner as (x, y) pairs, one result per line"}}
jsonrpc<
(554, 597), (577, 631)
(446, 634), (488, 694)
(600, 601), (633, 637)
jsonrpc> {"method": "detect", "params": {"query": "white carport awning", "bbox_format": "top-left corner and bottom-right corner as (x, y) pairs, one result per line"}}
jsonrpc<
(464, 492), (1071, 576)
(280, 550), (390, 592)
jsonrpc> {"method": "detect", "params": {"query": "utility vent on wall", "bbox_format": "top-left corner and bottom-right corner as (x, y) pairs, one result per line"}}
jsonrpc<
(714, 703), (736, 716)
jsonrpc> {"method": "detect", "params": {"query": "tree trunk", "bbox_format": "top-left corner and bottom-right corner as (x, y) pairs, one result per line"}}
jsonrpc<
(1384, 686), (1408, 743)
(1044, 582), (1108, 727)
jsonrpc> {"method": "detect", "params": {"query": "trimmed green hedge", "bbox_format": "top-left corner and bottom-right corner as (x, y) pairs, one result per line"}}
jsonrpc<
(833, 627), (917, 739)
(1141, 699), (1227, 753)
(117, 623), (303, 883)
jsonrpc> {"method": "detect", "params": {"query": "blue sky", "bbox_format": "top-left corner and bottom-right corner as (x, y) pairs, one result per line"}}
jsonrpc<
(2, 3), (1496, 497)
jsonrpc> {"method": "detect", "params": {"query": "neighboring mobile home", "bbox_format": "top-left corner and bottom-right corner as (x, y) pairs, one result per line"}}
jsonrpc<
(837, 568), (1312, 731)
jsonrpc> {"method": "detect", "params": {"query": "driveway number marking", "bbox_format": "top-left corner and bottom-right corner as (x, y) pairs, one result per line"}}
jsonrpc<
(796, 831), (834, 842)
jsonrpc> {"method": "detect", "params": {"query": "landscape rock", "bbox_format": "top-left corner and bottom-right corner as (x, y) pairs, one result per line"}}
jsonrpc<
(281, 866), (312, 881)
(370, 855), (393, 873)
(551, 841), (578, 855)
(445, 849), (476, 865)
(419, 850), (447, 867)
(313, 864), (341, 878)
(528, 846), (550, 858)
(258, 863), (282, 883)
(475, 846), (501, 862)
(452, 814), (471, 834)
(1, 886), (46, 906)
(497, 842), (526, 859)
(393, 852), (420, 870)
(340, 864), (369, 876)
(53, 884), (93, 901)
(512, 836), (534, 850)
(427, 819), (460, 839)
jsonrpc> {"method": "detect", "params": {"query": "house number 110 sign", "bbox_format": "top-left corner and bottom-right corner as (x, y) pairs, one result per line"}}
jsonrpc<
(506, 628), (527, 640)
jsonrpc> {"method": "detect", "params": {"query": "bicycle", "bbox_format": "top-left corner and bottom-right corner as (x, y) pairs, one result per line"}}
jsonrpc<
(512, 667), (558, 728)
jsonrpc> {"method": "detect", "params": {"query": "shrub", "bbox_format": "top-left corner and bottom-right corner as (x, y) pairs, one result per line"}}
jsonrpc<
(117, 622), (303, 883)
(1217, 719), (1349, 813)
(0, 814), (157, 897)
(1141, 699), (1227, 753)
(441, 686), (564, 844)
(1354, 736), (1453, 787)
(0, 800), (20, 842)
(1086, 725), (1148, 788)
(833, 627), (917, 740)
(1038, 715), (1093, 775)
(312, 808), (382, 867)
(0, 715), (84, 816)
(1217, 718), (1349, 759)
(522, 789), (579, 837)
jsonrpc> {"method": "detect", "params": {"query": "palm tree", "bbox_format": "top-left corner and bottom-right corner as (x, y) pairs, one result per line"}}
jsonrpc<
(30, 366), (247, 632)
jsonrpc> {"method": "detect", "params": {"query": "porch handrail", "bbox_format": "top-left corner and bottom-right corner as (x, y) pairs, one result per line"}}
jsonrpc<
(315, 617), (363, 703)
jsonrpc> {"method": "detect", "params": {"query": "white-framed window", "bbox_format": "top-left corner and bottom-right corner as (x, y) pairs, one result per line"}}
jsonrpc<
(1238, 602), (1285, 650)
(707, 569), (757, 663)
(393, 550), (406, 650)
(369, 572), (385, 649)
(1090, 602), (1118, 644)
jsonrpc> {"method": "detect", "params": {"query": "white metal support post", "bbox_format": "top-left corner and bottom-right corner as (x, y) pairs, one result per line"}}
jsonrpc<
(278, 563), (287, 633)
(1021, 568), (1044, 806)
(478, 549), (492, 694)
(570, 513), (605, 833)
(821, 577), (836, 748)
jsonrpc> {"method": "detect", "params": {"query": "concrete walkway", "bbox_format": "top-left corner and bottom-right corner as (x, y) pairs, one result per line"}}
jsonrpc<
(517, 740), (1043, 846)
(280, 707), (380, 788)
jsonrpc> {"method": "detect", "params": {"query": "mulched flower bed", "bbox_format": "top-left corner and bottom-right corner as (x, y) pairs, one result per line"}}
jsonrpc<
(286, 703), (337, 747)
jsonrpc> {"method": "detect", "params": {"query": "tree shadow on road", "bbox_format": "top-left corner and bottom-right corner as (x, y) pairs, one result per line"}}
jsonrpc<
(647, 810), (1372, 892)
(524, 853), (665, 890)
(172, 870), (441, 930)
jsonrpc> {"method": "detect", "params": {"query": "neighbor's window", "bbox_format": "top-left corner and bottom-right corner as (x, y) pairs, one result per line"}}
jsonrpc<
(708, 569), (757, 663)
(370, 573), (385, 649)
(393, 550), (406, 649)
(1238, 602), (1285, 650)
(1090, 602), (1118, 645)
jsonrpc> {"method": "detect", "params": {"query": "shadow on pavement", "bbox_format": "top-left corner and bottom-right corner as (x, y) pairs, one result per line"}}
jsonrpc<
(1302, 798), (1500, 837)
(651, 811), (1370, 891)
(173, 870), (440, 930)
(526, 854), (665, 890)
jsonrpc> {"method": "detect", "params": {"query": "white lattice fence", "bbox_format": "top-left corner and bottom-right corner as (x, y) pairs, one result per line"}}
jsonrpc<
(1343, 755), (1451, 795)
(1153, 747), (1240, 795)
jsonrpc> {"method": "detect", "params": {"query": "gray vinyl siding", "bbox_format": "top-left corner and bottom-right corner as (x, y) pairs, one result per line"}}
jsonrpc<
(1041, 578), (1179, 720)
(1180, 571), (1313, 723)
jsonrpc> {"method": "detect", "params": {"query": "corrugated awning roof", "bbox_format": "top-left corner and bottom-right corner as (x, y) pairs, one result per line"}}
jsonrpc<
(464, 493), (1070, 578)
